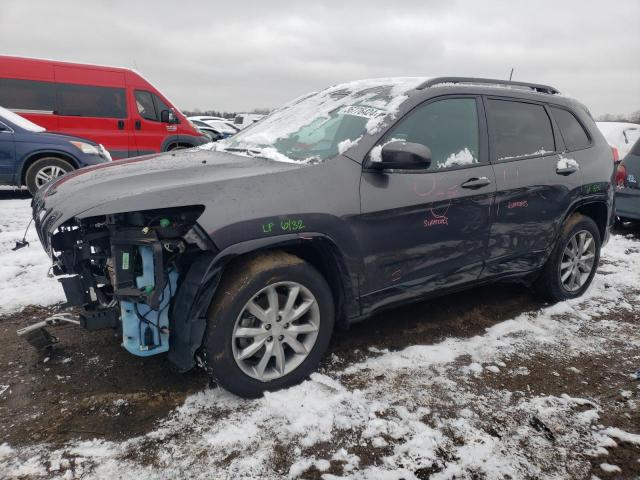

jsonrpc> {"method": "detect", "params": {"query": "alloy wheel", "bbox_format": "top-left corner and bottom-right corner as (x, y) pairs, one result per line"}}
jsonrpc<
(232, 281), (320, 382)
(559, 230), (596, 292)
(34, 165), (67, 187)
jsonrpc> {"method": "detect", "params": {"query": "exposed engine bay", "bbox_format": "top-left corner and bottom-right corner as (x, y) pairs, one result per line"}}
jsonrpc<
(37, 206), (218, 368)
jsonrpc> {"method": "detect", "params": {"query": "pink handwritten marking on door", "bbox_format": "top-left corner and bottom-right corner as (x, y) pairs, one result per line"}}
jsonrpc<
(424, 216), (448, 227)
(412, 177), (436, 197)
(507, 200), (528, 209)
(391, 269), (402, 282)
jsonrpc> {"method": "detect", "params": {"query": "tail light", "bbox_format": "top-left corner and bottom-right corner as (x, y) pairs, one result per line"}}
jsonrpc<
(612, 147), (620, 163)
(615, 164), (627, 188)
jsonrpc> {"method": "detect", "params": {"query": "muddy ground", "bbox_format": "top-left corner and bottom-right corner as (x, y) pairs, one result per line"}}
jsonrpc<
(0, 225), (639, 479)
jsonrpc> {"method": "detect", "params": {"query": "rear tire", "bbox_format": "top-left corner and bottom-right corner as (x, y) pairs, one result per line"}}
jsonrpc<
(202, 251), (335, 398)
(535, 214), (601, 302)
(25, 157), (73, 195)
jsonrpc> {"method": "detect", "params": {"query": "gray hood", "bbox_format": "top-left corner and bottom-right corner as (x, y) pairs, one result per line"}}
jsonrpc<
(36, 148), (302, 222)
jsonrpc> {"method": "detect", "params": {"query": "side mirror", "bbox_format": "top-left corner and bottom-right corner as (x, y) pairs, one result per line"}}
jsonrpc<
(372, 141), (432, 170)
(161, 110), (178, 124)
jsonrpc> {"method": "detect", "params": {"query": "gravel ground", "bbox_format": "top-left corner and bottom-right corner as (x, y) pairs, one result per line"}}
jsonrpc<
(0, 192), (638, 479)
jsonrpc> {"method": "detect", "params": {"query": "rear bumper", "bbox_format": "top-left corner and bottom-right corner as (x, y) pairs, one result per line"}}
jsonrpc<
(615, 189), (640, 220)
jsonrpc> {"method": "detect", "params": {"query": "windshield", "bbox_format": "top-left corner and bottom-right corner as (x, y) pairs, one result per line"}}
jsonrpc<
(0, 106), (46, 132)
(217, 77), (428, 163)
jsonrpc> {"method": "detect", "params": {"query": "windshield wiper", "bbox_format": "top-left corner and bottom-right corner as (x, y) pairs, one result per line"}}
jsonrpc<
(221, 147), (264, 158)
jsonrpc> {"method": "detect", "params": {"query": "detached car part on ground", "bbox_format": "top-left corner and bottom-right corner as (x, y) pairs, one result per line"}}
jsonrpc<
(29, 77), (615, 398)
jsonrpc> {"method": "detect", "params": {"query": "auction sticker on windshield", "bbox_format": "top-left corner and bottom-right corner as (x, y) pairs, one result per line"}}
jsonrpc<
(338, 105), (385, 119)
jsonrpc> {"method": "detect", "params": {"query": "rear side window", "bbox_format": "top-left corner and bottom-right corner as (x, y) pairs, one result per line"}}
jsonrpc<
(551, 107), (590, 151)
(57, 84), (126, 118)
(375, 97), (480, 170)
(488, 99), (555, 161)
(0, 78), (56, 112)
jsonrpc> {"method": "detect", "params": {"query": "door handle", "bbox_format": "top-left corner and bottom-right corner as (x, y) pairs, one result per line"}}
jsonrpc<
(135, 120), (141, 130)
(117, 120), (125, 130)
(461, 176), (491, 189)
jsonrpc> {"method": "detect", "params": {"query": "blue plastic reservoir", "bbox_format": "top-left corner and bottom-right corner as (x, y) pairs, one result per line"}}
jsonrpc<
(120, 245), (178, 357)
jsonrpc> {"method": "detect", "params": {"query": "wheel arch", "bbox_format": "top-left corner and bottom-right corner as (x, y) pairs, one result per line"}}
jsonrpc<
(161, 135), (200, 152)
(216, 233), (358, 328)
(20, 151), (79, 186)
(168, 232), (359, 372)
(568, 200), (609, 242)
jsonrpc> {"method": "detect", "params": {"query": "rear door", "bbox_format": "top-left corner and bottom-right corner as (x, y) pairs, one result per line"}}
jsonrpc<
(53, 66), (132, 159)
(356, 96), (496, 309)
(0, 121), (16, 182)
(483, 97), (582, 277)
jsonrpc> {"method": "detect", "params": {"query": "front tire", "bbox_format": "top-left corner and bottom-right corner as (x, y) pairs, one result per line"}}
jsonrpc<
(203, 251), (335, 398)
(535, 214), (601, 302)
(25, 157), (73, 195)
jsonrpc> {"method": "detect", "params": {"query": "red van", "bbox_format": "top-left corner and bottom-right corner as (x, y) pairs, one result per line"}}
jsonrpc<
(0, 56), (208, 159)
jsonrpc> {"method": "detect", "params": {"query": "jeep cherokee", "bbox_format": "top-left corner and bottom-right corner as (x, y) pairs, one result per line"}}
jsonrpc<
(30, 77), (615, 398)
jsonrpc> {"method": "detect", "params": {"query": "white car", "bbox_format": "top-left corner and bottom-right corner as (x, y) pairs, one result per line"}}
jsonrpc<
(596, 121), (640, 161)
(187, 116), (239, 139)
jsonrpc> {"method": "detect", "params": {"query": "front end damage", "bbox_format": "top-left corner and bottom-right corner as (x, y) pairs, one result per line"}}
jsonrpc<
(30, 205), (222, 372)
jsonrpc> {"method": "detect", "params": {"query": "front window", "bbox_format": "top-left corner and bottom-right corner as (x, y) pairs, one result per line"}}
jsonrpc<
(135, 90), (158, 121)
(218, 78), (428, 163)
(371, 98), (480, 170)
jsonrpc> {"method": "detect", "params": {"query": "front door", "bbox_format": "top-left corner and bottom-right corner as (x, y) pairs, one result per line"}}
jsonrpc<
(356, 96), (496, 311)
(132, 90), (175, 155)
(483, 97), (583, 276)
(0, 122), (15, 182)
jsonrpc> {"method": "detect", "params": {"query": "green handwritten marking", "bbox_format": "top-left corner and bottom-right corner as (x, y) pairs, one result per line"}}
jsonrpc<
(584, 183), (602, 194)
(262, 218), (306, 234)
(280, 219), (306, 232)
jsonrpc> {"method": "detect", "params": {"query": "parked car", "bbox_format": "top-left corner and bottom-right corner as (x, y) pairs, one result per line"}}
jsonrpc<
(189, 119), (224, 142)
(233, 113), (265, 129)
(188, 115), (228, 122)
(30, 77), (614, 398)
(187, 117), (238, 139)
(614, 137), (640, 224)
(0, 106), (110, 193)
(596, 121), (640, 162)
(189, 116), (239, 132)
(0, 55), (208, 159)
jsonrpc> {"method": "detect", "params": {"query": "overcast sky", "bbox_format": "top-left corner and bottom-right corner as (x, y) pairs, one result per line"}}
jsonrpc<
(2, 0), (638, 116)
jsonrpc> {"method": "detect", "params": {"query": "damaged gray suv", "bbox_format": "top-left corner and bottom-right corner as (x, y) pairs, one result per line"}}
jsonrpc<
(30, 77), (614, 398)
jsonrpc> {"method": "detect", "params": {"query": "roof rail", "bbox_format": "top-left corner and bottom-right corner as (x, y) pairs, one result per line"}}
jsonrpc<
(417, 77), (560, 94)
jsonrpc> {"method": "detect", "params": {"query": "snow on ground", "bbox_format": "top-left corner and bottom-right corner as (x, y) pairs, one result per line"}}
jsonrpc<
(0, 197), (64, 314)
(0, 199), (639, 479)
